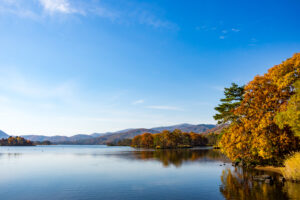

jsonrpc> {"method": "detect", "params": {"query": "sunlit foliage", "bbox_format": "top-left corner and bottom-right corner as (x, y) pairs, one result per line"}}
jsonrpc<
(275, 80), (300, 136)
(220, 53), (300, 164)
(131, 129), (208, 149)
(0, 136), (34, 146)
(281, 152), (300, 181)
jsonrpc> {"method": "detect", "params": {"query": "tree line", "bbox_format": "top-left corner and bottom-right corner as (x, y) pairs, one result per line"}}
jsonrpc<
(131, 129), (208, 149)
(0, 136), (34, 146)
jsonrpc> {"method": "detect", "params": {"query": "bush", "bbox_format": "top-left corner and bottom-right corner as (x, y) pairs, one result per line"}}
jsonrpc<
(282, 152), (300, 181)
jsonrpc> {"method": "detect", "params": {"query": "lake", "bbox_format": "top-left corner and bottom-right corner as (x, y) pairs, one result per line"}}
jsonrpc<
(0, 145), (299, 200)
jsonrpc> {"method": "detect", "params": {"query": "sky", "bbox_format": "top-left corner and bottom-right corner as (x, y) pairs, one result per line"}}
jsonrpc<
(0, 0), (299, 136)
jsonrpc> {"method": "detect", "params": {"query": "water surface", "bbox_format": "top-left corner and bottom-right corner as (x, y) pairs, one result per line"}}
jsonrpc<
(0, 145), (299, 200)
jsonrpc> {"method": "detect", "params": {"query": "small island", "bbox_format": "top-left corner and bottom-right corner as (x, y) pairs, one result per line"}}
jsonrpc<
(0, 136), (34, 146)
(109, 129), (209, 149)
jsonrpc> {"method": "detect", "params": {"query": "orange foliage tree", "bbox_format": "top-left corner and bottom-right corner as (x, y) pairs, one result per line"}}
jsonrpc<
(220, 53), (300, 164)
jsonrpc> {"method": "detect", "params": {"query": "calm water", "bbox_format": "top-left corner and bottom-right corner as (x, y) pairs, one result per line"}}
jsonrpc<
(0, 145), (299, 200)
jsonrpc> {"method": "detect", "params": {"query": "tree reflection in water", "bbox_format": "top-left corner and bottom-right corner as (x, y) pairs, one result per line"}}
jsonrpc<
(220, 167), (300, 200)
(116, 148), (300, 200)
(131, 148), (229, 167)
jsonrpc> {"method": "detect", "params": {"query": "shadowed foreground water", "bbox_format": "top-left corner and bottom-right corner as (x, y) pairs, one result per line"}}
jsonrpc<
(0, 145), (299, 200)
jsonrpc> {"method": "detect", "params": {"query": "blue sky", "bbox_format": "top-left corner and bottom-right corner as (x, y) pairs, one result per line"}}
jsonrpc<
(0, 0), (299, 136)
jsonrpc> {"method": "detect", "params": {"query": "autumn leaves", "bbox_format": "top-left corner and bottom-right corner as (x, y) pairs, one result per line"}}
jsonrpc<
(218, 53), (300, 165)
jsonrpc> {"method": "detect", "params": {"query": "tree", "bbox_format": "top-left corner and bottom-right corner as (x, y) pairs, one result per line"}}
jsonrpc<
(220, 53), (300, 164)
(140, 133), (154, 148)
(131, 135), (142, 147)
(214, 83), (244, 124)
(275, 80), (300, 136)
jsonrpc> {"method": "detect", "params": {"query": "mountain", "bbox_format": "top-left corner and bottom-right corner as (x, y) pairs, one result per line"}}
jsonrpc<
(0, 130), (9, 139)
(152, 123), (216, 133)
(20, 123), (216, 144)
(58, 124), (216, 145)
(90, 133), (106, 137)
(22, 134), (95, 143)
(68, 128), (158, 145)
(21, 135), (68, 143)
(203, 124), (229, 135)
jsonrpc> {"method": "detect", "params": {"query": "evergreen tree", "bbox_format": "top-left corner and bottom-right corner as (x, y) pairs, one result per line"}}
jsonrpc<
(213, 83), (244, 124)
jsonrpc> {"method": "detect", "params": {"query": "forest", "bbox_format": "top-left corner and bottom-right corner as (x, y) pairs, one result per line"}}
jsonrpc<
(0, 136), (34, 146)
(213, 53), (300, 173)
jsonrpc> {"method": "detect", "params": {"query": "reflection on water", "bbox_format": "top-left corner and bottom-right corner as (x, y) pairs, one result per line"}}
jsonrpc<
(0, 145), (299, 200)
(220, 168), (291, 200)
(121, 148), (231, 167)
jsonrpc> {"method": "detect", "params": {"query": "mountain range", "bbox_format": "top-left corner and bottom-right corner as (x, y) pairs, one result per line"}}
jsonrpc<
(1, 123), (219, 144)
(0, 130), (9, 139)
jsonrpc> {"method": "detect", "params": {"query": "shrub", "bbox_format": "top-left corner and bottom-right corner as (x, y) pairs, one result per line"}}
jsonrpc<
(282, 152), (300, 181)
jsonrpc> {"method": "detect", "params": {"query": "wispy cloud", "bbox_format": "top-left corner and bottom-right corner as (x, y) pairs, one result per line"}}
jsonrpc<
(147, 105), (183, 111)
(219, 27), (241, 39)
(134, 9), (178, 29)
(132, 99), (144, 105)
(39, 0), (79, 14)
(196, 24), (241, 40)
(222, 30), (228, 34)
(231, 28), (240, 32)
(0, 0), (38, 19)
(249, 38), (258, 46)
(0, 0), (176, 29)
(0, 68), (76, 102)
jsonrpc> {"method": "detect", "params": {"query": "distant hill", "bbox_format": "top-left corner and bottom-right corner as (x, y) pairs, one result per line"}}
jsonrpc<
(22, 134), (94, 143)
(20, 123), (216, 144)
(152, 123), (216, 133)
(0, 130), (9, 139)
(68, 128), (158, 145)
(58, 124), (216, 145)
(203, 124), (229, 135)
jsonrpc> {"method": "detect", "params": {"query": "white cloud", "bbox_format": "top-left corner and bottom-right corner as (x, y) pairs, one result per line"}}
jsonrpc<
(147, 105), (182, 111)
(0, 0), (176, 29)
(222, 30), (227, 34)
(231, 28), (240, 32)
(135, 10), (178, 29)
(132, 99), (144, 105)
(39, 0), (79, 14)
(219, 35), (225, 39)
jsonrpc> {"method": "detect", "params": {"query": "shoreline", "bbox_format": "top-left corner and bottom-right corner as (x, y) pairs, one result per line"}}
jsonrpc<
(254, 166), (283, 175)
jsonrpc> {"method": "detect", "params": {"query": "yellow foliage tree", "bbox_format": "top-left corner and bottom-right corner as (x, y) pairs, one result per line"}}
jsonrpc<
(220, 53), (300, 164)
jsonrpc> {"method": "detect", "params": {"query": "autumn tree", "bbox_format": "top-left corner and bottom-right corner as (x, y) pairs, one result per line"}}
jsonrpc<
(220, 53), (300, 164)
(140, 133), (154, 148)
(214, 83), (244, 124)
(131, 135), (142, 147)
(275, 80), (300, 136)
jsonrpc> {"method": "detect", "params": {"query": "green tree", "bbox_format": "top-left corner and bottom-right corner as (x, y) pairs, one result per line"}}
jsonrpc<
(275, 80), (300, 136)
(213, 83), (244, 124)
